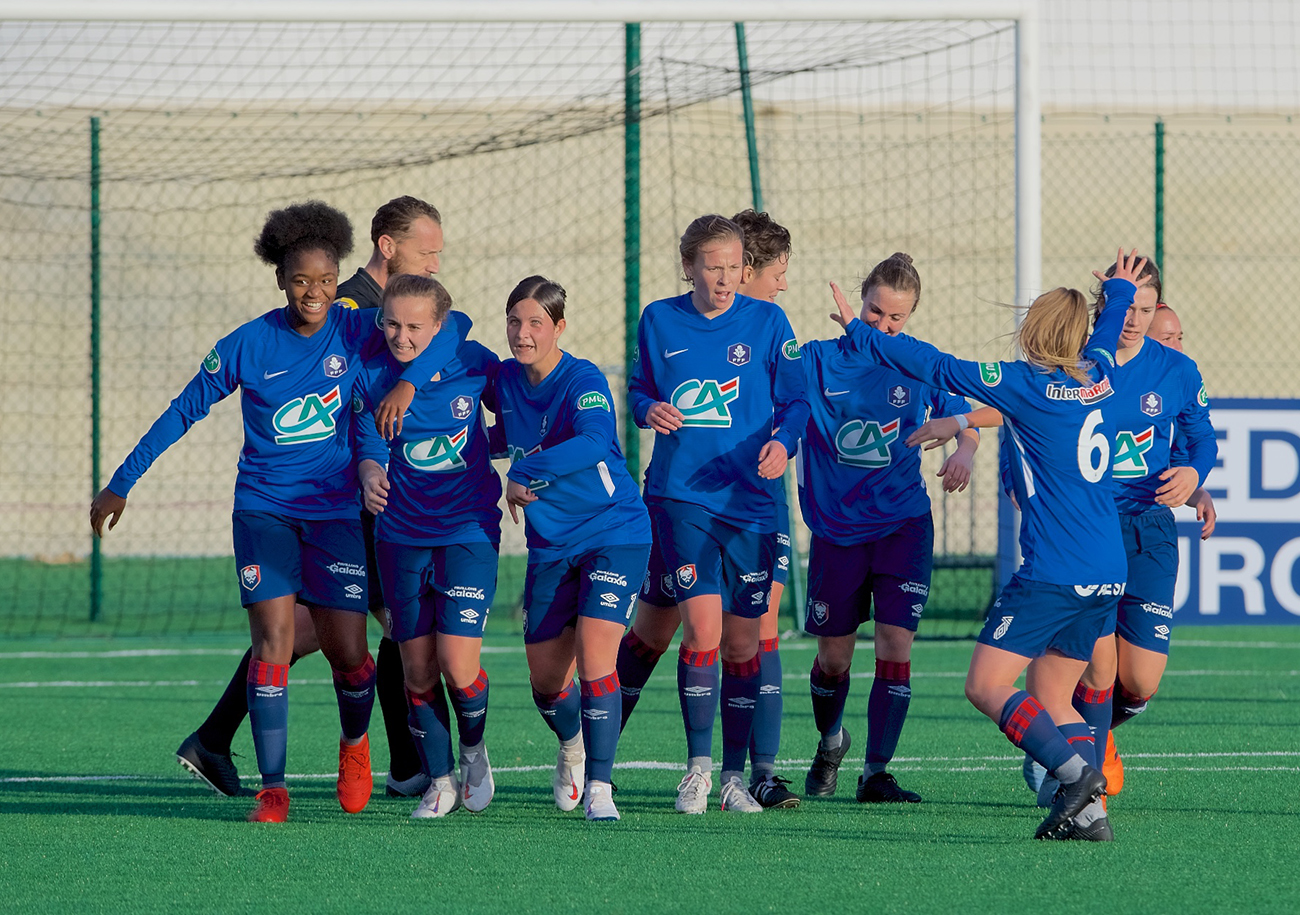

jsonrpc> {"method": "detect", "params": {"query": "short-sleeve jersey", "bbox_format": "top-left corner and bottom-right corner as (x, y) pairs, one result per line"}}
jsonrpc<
(798, 336), (972, 544)
(498, 352), (651, 561)
(353, 339), (503, 546)
(628, 292), (810, 531)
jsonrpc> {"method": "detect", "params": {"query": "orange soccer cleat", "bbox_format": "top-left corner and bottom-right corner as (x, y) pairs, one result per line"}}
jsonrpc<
(1103, 730), (1124, 796)
(247, 787), (290, 823)
(337, 734), (373, 814)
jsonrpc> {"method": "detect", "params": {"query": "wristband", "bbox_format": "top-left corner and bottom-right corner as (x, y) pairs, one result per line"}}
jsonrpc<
(954, 414), (970, 433)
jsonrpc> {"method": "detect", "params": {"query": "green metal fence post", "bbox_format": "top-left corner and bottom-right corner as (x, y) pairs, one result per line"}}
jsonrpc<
(1154, 118), (1165, 281)
(623, 23), (642, 479)
(89, 115), (103, 622)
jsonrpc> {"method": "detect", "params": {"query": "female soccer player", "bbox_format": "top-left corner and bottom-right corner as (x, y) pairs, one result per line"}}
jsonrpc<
(629, 214), (809, 814)
(497, 276), (651, 822)
(800, 253), (980, 805)
(354, 274), (503, 819)
(90, 201), (462, 823)
(829, 248), (1149, 840)
(617, 209), (800, 809)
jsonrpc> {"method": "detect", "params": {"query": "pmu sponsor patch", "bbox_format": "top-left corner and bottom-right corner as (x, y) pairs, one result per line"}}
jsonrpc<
(577, 391), (611, 411)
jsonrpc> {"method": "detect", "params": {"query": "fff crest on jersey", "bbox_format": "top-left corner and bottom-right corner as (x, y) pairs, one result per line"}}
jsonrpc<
(727, 342), (751, 366)
(451, 394), (474, 420)
(888, 384), (912, 408)
(1140, 391), (1163, 417)
(323, 354), (348, 378)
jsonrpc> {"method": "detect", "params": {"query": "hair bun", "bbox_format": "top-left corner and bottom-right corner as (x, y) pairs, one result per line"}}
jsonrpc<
(890, 252), (913, 265)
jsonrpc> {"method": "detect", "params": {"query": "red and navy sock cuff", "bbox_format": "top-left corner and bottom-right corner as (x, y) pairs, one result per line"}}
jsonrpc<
(722, 654), (761, 678)
(759, 637), (780, 654)
(811, 658), (850, 685)
(332, 654), (376, 688)
(581, 672), (621, 697)
(1073, 681), (1114, 705)
(405, 685), (437, 706)
(1117, 681), (1153, 704)
(679, 646), (719, 667)
(624, 630), (665, 662)
(454, 668), (489, 701)
(248, 659), (289, 687)
(998, 690), (1043, 744)
(875, 658), (910, 682)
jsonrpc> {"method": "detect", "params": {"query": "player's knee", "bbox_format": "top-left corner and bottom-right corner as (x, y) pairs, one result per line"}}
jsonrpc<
(873, 624), (914, 662)
(633, 603), (679, 652)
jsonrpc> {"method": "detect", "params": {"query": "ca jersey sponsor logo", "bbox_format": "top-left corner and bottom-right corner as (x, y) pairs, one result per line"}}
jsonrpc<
(727, 342), (751, 366)
(577, 391), (610, 412)
(887, 384), (911, 408)
(323, 354), (347, 378)
(1113, 427), (1155, 479)
(239, 564), (261, 590)
(979, 362), (1002, 387)
(404, 426), (469, 472)
(202, 348), (221, 373)
(273, 386), (342, 445)
(670, 377), (740, 427)
(451, 395), (474, 420)
(1140, 391), (1163, 417)
(1046, 377), (1114, 405)
(834, 418), (900, 468)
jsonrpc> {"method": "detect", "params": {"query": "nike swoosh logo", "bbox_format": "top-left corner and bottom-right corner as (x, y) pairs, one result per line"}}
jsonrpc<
(569, 781), (579, 801)
(664, 348), (688, 358)
(825, 388), (849, 397)
(264, 370), (289, 379)
(403, 412), (412, 419)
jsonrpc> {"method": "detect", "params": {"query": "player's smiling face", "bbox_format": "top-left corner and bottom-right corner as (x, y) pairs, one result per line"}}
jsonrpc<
(383, 294), (442, 364)
(740, 253), (789, 302)
(384, 216), (444, 278)
(507, 297), (565, 372)
(861, 284), (917, 336)
(685, 237), (744, 314)
(1147, 307), (1183, 352)
(1120, 285), (1160, 351)
(278, 247), (339, 337)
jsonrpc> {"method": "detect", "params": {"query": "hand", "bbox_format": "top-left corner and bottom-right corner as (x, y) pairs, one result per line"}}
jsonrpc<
(375, 380), (416, 440)
(1154, 465), (1199, 508)
(1092, 247), (1150, 290)
(906, 415), (961, 451)
(360, 464), (390, 514)
(646, 402), (684, 435)
(757, 440), (788, 480)
(90, 488), (127, 538)
(828, 281), (856, 330)
(1188, 488), (1217, 540)
(937, 449), (974, 493)
(505, 478), (538, 524)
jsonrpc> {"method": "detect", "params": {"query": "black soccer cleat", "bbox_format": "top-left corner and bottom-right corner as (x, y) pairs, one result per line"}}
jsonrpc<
(1067, 815), (1115, 842)
(856, 771), (922, 803)
(805, 726), (852, 797)
(1034, 766), (1107, 840)
(750, 774), (801, 809)
(176, 732), (252, 797)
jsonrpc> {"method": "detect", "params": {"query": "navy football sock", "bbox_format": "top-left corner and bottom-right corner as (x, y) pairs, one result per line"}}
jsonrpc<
(749, 637), (782, 778)
(1057, 721), (1097, 777)
(377, 637), (423, 781)
(1111, 681), (1153, 730)
(677, 646), (720, 762)
(866, 659), (911, 776)
(1072, 682), (1113, 768)
(580, 673), (623, 784)
(720, 653), (761, 777)
(449, 668), (489, 749)
(332, 654), (376, 742)
(616, 630), (664, 732)
(196, 647), (253, 755)
(810, 658), (851, 742)
(533, 680), (582, 743)
(998, 689), (1086, 780)
(246, 659), (289, 789)
(406, 685), (454, 779)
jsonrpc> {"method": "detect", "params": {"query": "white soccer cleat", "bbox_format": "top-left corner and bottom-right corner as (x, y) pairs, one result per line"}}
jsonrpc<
(719, 774), (764, 813)
(584, 781), (620, 821)
(411, 774), (460, 819)
(675, 766), (713, 814)
(459, 743), (495, 813)
(553, 737), (586, 812)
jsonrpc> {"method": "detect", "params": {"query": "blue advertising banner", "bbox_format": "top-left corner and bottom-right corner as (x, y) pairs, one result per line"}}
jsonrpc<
(1173, 398), (1300, 624)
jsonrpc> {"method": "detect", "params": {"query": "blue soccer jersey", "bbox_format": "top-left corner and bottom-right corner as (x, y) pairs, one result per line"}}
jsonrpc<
(797, 337), (973, 544)
(353, 339), (503, 547)
(840, 278), (1140, 587)
(629, 292), (810, 530)
(1109, 341), (1216, 515)
(497, 352), (651, 560)
(107, 306), (468, 519)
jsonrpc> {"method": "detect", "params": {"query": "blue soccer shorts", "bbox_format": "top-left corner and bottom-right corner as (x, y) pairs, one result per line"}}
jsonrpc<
(648, 499), (775, 619)
(640, 534), (678, 608)
(1115, 511), (1178, 655)
(375, 539), (499, 642)
(978, 573), (1123, 661)
(360, 508), (386, 614)
(773, 506), (792, 588)
(804, 515), (934, 637)
(232, 511), (368, 612)
(523, 543), (651, 644)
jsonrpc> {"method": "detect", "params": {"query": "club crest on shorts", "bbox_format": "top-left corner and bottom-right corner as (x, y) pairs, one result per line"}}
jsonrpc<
(451, 394), (474, 420)
(809, 600), (829, 625)
(323, 354), (347, 378)
(887, 384), (911, 408)
(1140, 391), (1163, 417)
(239, 564), (261, 590)
(675, 564), (698, 591)
(727, 342), (751, 366)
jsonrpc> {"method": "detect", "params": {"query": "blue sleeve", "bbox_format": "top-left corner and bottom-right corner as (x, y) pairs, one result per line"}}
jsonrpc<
(1174, 364), (1216, 487)
(479, 349), (502, 416)
(930, 386), (973, 420)
(351, 380), (389, 466)
(397, 310), (471, 387)
(770, 315), (810, 455)
(106, 339), (238, 497)
(999, 433), (1015, 497)
(509, 374), (617, 487)
(628, 312), (657, 427)
(1083, 278), (1136, 369)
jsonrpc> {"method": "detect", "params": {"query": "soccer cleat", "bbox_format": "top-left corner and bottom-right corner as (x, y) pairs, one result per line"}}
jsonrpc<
(176, 732), (252, 797)
(675, 766), (713, 814)
(584, 781), (620, 821)
(1035, 766), (1107, 840)
(1036, 771), (1060, 808)
(856, 771), (922, 803)
(1068, 814), (1115, 842)
(386, 770), (432, 799)
(553, 739), (586, 812)
(1022, 752), (1047, 797)
(459, 743), (495, 813)
(1104, 731), (1124, 796)
(337, 734), (374, 814)
(804, 726), (852, 797)
(749, 774), (801, 809)
(411, 774), (461, 819)
(246, 787), (289, 823)
(719, 775), (764, 813)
